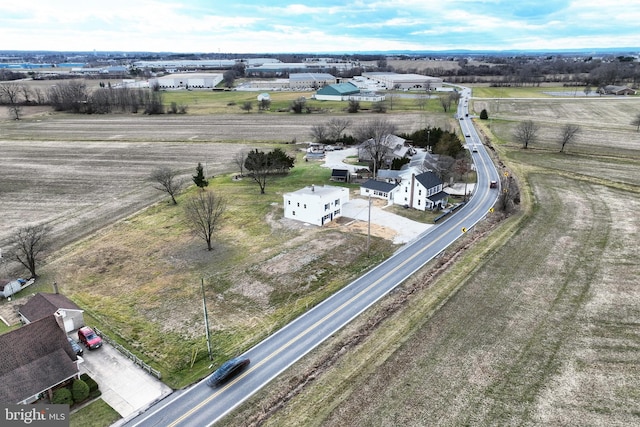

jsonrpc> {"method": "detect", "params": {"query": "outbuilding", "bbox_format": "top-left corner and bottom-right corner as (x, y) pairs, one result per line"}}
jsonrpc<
(19, 292), (85, 333)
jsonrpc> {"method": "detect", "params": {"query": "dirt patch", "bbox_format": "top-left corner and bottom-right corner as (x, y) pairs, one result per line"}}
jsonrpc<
(0, 298), (23, 326)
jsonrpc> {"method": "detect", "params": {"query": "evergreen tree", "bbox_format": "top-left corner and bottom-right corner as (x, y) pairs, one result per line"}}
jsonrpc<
(193, 162), (209, 189)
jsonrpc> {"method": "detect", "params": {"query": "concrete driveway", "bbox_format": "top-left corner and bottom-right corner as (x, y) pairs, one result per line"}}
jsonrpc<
(76, 339), (172, 419)
(341, 198), (432, 244)
(320, 147), (432, 244)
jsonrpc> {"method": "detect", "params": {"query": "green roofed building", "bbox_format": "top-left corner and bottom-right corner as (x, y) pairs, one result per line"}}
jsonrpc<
(314, 82), (360, 101)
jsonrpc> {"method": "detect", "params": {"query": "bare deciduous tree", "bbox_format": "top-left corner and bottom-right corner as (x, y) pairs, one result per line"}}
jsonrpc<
(438, 94), (452, 112)
(327, 118), (351, 141)
(353, 118), (398, 177)
(0, 82), (23, 120)
(310, 123), (330, 143)
(513, 120), (540, 149)
(12, 224), (50, 278)
(150, 166), (185, 204)
(233, 151), (248, 177)
(184, 190), (226, 251)
(559, 124), (581, 152)
(498, 174), (521, 213)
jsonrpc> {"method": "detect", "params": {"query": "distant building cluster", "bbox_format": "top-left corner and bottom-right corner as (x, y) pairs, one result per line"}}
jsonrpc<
(148, 73), (224, 89)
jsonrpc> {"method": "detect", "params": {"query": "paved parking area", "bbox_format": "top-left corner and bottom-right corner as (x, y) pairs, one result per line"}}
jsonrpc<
(77, 340), (172, 418)
(341, 199), (432, 244)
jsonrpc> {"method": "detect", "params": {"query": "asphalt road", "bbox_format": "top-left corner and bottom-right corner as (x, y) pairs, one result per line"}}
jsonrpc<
(123, 86), (500, 427)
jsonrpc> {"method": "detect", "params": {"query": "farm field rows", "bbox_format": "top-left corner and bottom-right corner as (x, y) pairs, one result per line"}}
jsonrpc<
(2, 91), (639, 424)
(217, 95), (640, 426)
(262, 173), (640, 426)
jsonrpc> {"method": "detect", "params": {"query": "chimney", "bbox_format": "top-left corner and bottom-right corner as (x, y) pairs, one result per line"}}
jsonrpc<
(54, 310), (66, 331)
(311, 184), (315, 192)
(53, 281), (59, 294)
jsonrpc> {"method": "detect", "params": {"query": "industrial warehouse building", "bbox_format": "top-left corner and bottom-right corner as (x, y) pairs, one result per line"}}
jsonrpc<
(362, 72), (443, 90)
(149, 73), (224, 89)
(289, 73), (337, 90)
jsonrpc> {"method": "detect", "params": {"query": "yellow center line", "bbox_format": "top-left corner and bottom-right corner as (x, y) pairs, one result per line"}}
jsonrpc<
(168, 190), (491, 426)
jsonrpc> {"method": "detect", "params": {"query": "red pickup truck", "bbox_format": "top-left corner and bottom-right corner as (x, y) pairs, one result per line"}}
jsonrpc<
(77, 326), (103, 350)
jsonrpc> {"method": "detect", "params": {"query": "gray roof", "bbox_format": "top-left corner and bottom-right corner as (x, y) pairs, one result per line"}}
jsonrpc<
(428, 190), (449, 202)
(19, 292), (83, 322)
(361, 179), (398, 193)
(0, 315), (78, 403)
(415, 171), (443, 189)
(289, 72), (335, 82)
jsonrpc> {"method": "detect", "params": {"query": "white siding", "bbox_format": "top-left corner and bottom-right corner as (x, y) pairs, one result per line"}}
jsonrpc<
(284, 185), (350, 226)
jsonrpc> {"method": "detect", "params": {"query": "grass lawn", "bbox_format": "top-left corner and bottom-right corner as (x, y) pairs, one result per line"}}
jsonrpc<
(217, 93), (640, 426)
(41, 149), (397, 389)
(161, 88), (450, 115)
(8, 83), (640, 424)
(469, 84), (582, 98)
(70, 399), (121, 427)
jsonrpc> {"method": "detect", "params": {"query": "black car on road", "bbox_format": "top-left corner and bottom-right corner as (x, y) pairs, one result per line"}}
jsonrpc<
(206, 356), (250, 387)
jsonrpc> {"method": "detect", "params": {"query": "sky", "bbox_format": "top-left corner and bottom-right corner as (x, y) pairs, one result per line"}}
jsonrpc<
(2, 0), (639, 54)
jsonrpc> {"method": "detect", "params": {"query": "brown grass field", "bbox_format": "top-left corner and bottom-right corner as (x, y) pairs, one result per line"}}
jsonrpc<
(218, 95), (640, 426)
(2, 88), (640, 425)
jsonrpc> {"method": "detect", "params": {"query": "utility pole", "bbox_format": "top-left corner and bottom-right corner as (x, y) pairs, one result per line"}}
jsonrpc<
(367, 194), (371, 257)
(201, 278), (213, 360)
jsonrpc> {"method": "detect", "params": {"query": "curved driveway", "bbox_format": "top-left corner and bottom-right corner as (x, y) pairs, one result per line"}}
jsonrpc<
(123, 86), (500, 427)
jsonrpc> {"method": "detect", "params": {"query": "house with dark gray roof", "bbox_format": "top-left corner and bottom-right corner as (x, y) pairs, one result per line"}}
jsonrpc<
(396, 171), (448, 211)
(0, 315), (80, 403)
(19, 292), (85, 333)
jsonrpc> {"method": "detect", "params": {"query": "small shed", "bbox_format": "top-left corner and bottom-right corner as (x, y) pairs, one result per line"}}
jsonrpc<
(330, 169), (351, 183)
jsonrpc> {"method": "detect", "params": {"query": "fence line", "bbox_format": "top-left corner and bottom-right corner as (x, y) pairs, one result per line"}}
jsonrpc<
(94, 328), (162, 379)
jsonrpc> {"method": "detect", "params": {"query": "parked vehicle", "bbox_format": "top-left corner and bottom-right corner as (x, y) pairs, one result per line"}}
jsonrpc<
(206, 356), (250, 387)
(77, 326), (103, 350)
(67, 336), (84, 356)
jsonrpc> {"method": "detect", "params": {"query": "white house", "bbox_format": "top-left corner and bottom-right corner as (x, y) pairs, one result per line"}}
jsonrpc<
(283, 185), (350, 226)
(395, 171), (449, 211)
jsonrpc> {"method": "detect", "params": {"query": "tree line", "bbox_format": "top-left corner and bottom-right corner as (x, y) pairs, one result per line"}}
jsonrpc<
(0, 80), (177, 119)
